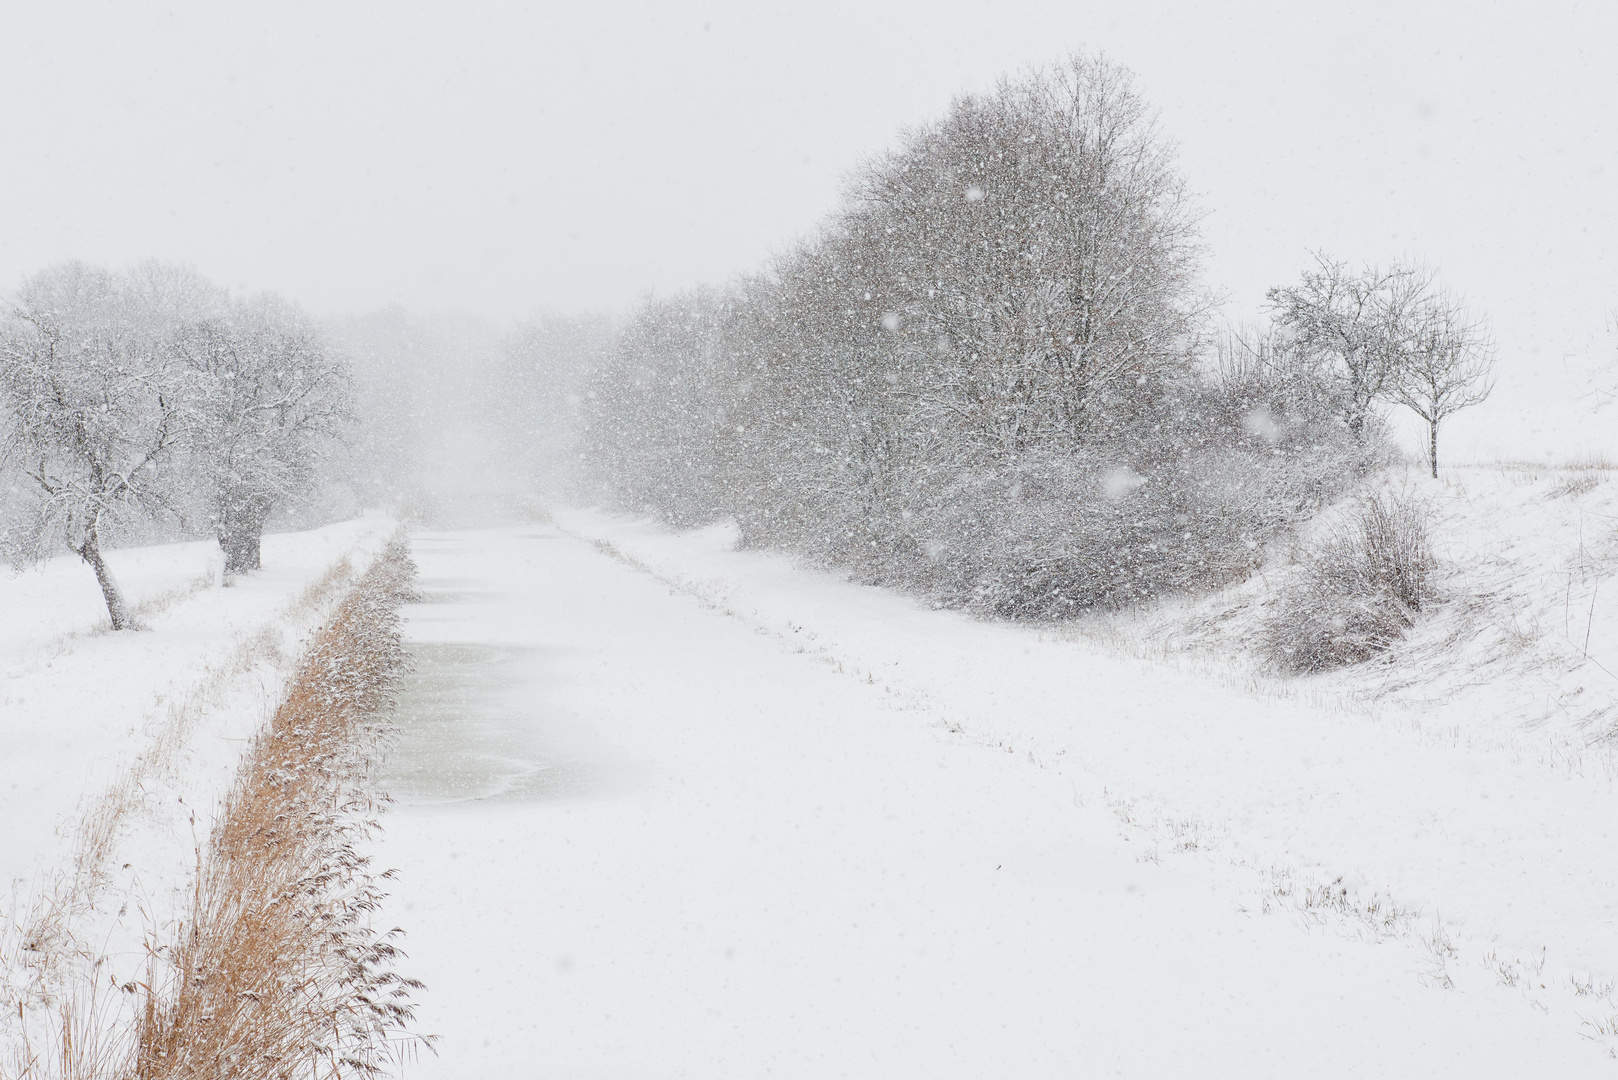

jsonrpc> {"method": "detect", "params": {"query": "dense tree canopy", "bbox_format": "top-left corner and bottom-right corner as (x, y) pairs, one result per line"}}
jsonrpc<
(576, 54), (1368, 616)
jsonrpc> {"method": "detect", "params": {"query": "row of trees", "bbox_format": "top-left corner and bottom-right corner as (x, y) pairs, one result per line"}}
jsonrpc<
(567, 53), (1496, 617)
(574, 56), (1380, 616)
(489, 312), (611, 492)
(0, 262), (350, 628)
(0, 56), (1498, 629)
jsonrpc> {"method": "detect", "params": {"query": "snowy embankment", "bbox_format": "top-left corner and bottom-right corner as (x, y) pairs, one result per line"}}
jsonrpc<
(1112, 462), (1618, 749)
(0, 515), (397, 1024)
(553, 488), (1618, 997)
(548, 491), (1618, 1057)
(377, 514), (1617, 1077)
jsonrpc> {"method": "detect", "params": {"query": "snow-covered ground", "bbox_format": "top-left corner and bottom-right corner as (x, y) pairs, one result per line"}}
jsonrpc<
(7, 477), (1618, 1075)
(1089, 463), (1618, 748)
(376, 511), (1618, 1077)
(0, 516), (397, 1030)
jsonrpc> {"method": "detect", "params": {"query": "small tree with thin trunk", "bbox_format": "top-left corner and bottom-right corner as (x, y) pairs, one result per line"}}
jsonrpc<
(177, 294), (351, 573)
(1266, 254), (1432, 439)
(0, 263), (193, 628)
(1393, 293), (1494, 477)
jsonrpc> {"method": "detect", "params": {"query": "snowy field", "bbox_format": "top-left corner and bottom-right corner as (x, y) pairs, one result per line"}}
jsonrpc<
(5, 481), (1618, 1075)
(375, 503), (1618, 1077)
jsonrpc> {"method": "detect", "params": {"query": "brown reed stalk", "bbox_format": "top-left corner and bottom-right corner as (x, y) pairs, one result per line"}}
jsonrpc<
(131, 538), (426, 1080)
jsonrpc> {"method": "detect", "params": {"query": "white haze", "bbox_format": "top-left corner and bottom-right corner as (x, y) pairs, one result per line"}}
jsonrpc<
(0, 1), (1614, 463)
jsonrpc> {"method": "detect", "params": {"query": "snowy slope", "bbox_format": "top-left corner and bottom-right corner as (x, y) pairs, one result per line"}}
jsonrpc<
(0, 516), (397, 1027)
(1096, 462), (1618, 748)
(374, 519), (1618, 1077)
(546, 503), (1618, 1059)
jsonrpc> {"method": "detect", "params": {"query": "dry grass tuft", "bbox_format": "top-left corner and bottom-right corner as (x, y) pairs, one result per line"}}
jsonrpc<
(1264, 494), (1439, 673)
(1548, 473), (1602, 500)
(131, 538), (423, 1080)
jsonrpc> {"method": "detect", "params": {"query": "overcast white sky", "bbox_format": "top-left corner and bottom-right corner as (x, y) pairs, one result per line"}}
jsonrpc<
(1, 1), (1613, 458)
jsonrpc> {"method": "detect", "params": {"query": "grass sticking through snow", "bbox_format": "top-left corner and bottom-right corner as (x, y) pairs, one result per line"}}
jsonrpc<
(132, 539), (425, 1079)
(2, 539), (426, 1080)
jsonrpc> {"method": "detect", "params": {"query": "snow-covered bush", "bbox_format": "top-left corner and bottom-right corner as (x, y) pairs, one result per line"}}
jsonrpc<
(1264, 494), (1438, 672)
(492, 311), (614, 494)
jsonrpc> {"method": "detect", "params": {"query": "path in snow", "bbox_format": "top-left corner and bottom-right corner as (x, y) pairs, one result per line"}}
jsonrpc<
(377, 524), (1612, 1077)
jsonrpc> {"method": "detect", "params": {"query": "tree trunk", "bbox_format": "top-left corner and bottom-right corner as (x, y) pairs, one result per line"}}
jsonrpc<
(1348, 400), (1366, 441)
(220, 525), (263, 574)
(1428, 417), (1439, 479)
(1346, 355), (1371, 441)
(76, 528), (133, 630)
(218, 501), (269, 574)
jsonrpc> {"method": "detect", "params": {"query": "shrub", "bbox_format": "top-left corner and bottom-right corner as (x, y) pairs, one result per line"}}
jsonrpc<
(1265, 494), (1438, 673)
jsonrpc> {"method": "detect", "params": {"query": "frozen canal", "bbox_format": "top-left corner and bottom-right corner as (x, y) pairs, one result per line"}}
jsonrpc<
(376, 524), (1611, 1078)
(388, 639), (610, 805)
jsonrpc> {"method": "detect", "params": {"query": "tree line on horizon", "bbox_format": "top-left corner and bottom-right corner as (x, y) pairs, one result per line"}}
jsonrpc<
(0, 52), (1499, 633)
(563, 52), (1496, 618)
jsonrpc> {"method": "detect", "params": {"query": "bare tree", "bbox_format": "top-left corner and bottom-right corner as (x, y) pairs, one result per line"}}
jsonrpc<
(0, 263), (194, 628)
(1392, 294), (1494, 477)
(176, 294), (351, 573)
(1266, 254), (1432, 438)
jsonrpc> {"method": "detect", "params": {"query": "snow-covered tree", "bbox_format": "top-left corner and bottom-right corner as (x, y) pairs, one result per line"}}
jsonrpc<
(326, 307), (508, 516)
(1266, 255), (1433, 438)
(175, 295), (351, 573)
(494, 312), (614, 489)
(843, 52), (1208, 454)
(0, 263), (195, 628)
(1392, 294), (1494, 477)
(580, 290), (738, 525)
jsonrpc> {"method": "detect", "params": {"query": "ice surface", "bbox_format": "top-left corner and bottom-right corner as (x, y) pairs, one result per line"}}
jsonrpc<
(386, 640), (616, 805)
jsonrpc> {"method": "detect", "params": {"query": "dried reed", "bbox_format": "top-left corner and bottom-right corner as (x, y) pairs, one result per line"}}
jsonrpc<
(130, 539), (424, 1079)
